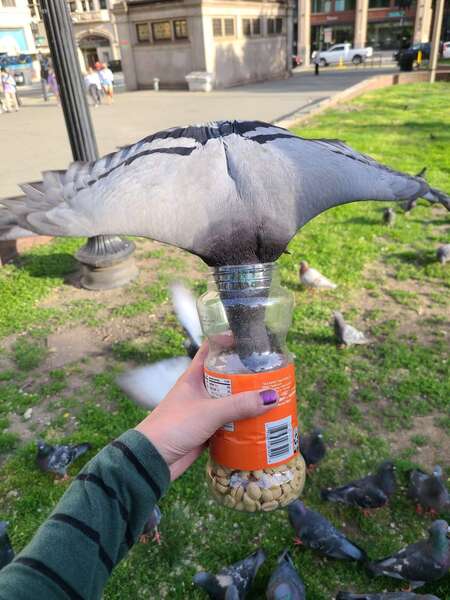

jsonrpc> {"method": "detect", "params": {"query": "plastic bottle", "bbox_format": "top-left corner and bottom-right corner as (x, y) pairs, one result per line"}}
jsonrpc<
(197, 262), (306, 512)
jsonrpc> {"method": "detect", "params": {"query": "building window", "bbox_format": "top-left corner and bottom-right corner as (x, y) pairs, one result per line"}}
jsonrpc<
(243, 18), (262, 37)
(369, 0), (390, 6)
(224, 18), (235, 36)
(213, 18), (235, 38)
(69, 1), (76, 11)
(99, 0), (107, 8)
(174, 19), (188, 40)
(268, 18), (283, 35)
(335, 0), (356, 10)
(152, 21), (172, 42)
(1, 0), (16, 6)
(136, 22), (150, 43)
(312, 0), (332, 13)
(252, 18), (261, 35)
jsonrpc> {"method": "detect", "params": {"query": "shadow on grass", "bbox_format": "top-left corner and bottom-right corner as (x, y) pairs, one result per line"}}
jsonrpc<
(289, 331), (335, 346)
(344, 215), (382, 226)
(386, 249), (436, 267)
(17, 252), (77, 280)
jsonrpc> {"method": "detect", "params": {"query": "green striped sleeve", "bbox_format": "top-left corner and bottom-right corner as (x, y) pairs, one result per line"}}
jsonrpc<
(0, 430), (170, 600)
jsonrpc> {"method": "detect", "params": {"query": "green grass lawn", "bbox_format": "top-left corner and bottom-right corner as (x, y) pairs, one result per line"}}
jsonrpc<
(0, 82), (449, 599)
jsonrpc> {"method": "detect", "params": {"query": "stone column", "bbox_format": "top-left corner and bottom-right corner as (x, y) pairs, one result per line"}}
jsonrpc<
(413, 0), (433, 43)
(286, 0), (294, 74)
(354, 0), (369, 48)
(112, 3), (138, 90)
(298, 0), (310, 67)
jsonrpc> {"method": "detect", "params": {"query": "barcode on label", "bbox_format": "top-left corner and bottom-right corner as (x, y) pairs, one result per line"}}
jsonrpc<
(265, 416), (293, 464)
(204, 373), (234, 432)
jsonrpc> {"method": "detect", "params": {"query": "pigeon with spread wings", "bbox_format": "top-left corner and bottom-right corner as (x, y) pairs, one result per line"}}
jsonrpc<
(1, 121), (448, 266)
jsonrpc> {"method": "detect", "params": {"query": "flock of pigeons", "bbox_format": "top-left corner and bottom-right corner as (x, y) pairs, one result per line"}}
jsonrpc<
(191, 429), (449, 599)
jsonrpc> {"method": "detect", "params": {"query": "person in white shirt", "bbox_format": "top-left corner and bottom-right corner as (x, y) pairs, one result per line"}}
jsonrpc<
(84, 67), (102, 107)
(98, 63), (114, 104)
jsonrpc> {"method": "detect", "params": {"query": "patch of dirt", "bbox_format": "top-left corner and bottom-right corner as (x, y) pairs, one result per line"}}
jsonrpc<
(386, 414), (450, 469)
(46, 326), (106, 369)
(353, 260), (449, 346)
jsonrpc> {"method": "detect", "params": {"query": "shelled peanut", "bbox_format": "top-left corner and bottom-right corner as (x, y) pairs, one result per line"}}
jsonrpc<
(207, 453), (306, 512)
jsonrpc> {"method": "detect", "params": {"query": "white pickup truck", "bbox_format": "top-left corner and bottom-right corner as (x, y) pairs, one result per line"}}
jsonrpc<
(314, 43), (373, 66)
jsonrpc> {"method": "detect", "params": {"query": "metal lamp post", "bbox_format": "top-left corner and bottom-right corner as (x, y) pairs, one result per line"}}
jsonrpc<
(40, 0), (137, 290)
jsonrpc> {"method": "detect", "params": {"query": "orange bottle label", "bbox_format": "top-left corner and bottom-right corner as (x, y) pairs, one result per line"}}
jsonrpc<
(204, 364), (299, 471)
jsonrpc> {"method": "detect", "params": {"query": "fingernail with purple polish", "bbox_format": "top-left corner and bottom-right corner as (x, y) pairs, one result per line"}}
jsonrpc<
(260, 389), (278, 406)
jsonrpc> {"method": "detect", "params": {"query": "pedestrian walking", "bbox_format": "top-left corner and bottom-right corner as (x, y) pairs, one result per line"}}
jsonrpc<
(1, 69), (19, 112)
(39, 54), (50, 101)
(314, 51), (321, 76)
(47, 68), (60, 103)
(98, 63), (114, 104)
(85, 66), (102, 107)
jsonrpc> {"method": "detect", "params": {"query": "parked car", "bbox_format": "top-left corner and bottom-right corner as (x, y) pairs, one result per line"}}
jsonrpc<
(443, 41), (450, 59)
(313, 43), (373, 66)
(393, 42), (431, 65)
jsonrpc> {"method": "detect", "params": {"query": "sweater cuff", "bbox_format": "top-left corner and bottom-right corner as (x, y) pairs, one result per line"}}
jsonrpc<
(116, 429), (171, 497)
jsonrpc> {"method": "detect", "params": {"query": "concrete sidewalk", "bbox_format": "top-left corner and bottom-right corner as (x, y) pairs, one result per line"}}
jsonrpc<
(1, 66), (396, 198)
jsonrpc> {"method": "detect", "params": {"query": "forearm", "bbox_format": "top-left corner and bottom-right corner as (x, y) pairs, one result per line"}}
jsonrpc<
(0, 430), (170, 600)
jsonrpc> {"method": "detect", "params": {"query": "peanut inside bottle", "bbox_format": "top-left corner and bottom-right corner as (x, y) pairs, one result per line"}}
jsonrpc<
(197, 262), (306, 512)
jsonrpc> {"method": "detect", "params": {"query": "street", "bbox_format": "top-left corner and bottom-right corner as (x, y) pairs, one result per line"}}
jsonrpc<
(1, 66), (396, 198)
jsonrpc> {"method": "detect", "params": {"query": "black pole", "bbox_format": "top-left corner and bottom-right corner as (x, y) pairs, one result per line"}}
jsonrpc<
(40, 0), (137, 290)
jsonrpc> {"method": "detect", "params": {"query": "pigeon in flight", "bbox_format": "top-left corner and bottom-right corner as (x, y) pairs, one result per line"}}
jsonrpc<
(0, 522), (14, 570)
(36, 440), (91, 480)
(436, 244), (450, 265)
(299, 427), (326, 473)
(140, 505), (162, 544)
(288, 500), (367, 562)
(321, 460), (396, 515)
(117, 282), (201, 409)
(408, 466), (449, 516)
(1, 121), (448, 266)
(333, 312), (370, 347)
(266, 549), (306, 600)
(337, 593), (441, 600)
(193, 548), (266, 599)
(299, 261), (337, 290)
(367, 519), (450, 589)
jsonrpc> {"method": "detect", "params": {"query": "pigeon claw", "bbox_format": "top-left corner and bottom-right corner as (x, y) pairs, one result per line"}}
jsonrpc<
(139, 534), (150, 544)
(362, 508), (376, 517)
(415, 504), (424, 515)
(306, 464), (317, 475)
(293, 537), (303, 546)
(153, 529), (162, 545)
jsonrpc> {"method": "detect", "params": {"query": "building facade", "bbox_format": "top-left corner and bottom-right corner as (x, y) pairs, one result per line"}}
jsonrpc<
(114, 0), (293, 89)
(28, 0), (121, 70)
(297, 0), (436, 66)
(0, 0), (36, 56)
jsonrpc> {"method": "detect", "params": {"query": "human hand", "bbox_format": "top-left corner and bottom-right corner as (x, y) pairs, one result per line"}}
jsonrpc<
(135, 342), (279, 480)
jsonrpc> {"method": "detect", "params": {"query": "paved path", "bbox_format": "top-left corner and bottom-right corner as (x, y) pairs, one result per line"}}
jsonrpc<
(1, 66), (396, 198)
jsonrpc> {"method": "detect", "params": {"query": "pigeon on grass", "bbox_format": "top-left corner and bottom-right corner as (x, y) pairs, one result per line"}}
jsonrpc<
(140, 505), (162, 544)
(193, 548), (266, 599)
(299, 427), (326, 473)
(36, 440), (91, 481)
(288, 500), (367, 562)
(436, 245), (450, 265)
(0, 522), (14, 570)
(408, 466), (449, 516)
(367, 519), (450, 590)
(266, 549), (305, 600)
(321, 461), (396, 515)
(299, 261), (337, 290)
(337, 593), (440, 600)
(333, 312), (370, 347)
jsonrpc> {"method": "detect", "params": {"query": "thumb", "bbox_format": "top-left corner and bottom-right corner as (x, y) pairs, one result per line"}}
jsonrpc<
(210, 389), (279, 428)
